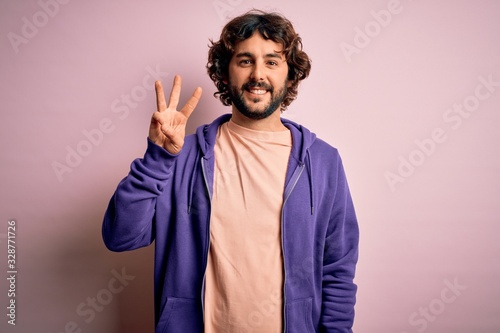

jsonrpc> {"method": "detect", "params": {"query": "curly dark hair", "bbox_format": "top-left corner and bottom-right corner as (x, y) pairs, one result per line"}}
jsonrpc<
(207, 10), (312, 111)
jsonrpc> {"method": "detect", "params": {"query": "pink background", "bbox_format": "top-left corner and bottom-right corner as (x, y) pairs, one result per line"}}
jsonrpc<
(1, 0), (499, 332)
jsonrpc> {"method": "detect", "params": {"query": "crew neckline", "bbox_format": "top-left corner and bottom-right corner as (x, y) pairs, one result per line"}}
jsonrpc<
(226, 118), (291, 142)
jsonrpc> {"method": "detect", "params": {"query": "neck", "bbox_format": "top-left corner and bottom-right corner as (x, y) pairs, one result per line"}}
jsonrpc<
(230, 107), (287, 131)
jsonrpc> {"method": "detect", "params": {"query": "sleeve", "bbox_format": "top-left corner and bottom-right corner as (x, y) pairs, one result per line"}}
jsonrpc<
(320, 157), (359, 332)
(102, 138), (178, 252)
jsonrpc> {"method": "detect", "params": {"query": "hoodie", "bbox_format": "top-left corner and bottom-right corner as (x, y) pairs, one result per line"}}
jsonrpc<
(102, 113), (359, 333)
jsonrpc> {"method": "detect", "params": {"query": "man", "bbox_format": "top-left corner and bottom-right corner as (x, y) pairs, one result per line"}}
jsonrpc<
(103, 10), (359, 333)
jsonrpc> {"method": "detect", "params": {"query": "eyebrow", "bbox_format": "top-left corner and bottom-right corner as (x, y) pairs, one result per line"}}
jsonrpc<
(235, 52), (284, 60)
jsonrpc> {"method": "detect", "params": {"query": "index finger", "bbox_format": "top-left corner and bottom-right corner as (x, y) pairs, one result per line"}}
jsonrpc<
(155, 81), (167, 112)
(180, 87), (203, 119)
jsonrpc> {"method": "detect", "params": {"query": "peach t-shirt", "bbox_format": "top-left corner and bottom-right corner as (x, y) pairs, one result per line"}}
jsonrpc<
(204, 119), (292, 333)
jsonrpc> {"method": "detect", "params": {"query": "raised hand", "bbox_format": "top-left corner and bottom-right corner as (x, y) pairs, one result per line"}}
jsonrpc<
(149, 75), (202, 154)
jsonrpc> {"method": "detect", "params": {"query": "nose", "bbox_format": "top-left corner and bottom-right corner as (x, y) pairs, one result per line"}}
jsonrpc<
(250, 62), (264, 81)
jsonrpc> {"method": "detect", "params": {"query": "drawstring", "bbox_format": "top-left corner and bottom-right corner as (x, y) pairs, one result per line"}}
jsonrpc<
(305, 149), (314, 215)
(187, 150), (201, 214)
(188, 137), (314, 216)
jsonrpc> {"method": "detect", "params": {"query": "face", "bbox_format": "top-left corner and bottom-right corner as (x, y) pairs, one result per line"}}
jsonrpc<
(226, 32), (290, 120)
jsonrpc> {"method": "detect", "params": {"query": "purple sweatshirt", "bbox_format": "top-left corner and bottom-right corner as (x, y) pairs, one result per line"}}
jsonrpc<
(102, 114), (359, 333)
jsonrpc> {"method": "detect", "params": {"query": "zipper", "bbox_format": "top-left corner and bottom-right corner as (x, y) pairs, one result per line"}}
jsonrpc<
(280, 163), (305, 332)
(200, 156), (212, 323)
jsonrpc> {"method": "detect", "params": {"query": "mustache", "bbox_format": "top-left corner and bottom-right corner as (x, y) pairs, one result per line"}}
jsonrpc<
(243, 81), (273, 91)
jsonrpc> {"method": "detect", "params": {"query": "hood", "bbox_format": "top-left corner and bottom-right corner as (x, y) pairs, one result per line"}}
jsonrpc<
(195, 113), (317, 163)
(194, 113), (317, 214)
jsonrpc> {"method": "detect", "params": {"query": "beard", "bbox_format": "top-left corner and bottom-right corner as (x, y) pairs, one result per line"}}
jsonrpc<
(228, 80), (288, 120)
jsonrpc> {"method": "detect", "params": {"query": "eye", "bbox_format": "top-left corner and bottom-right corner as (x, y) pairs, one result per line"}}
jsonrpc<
(239, 59), (253, 66)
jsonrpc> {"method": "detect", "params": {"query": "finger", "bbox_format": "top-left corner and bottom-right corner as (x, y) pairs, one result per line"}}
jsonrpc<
(180, 87), (202, 119)
(155, 81), (167, 112)
(151, 111), (163, 126)
(167, 75), (182, 110)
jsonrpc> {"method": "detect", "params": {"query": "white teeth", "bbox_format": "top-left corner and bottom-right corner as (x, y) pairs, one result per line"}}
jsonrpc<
(250, 89), (267, 95)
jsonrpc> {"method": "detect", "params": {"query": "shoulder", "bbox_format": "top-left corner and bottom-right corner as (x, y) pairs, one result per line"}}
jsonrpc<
(310, 137), (341, 160)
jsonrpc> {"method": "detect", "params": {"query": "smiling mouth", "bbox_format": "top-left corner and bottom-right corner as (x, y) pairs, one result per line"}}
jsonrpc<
(244, 82), (272, 97)
(247, 88), (268, 95)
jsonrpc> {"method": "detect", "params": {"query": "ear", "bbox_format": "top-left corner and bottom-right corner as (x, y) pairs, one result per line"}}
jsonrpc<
(222, 74), (229, 85)
(286, 68), (293, 88)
